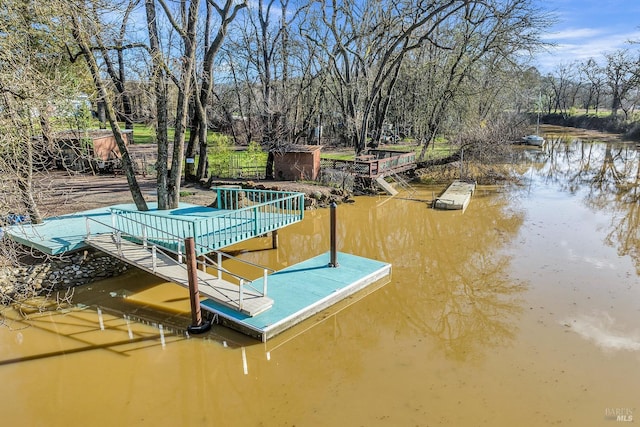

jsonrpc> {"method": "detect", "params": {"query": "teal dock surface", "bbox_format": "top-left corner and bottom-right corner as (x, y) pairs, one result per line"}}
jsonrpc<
(6, 206), (114, 255)
(6, 203), (208, 255)
(7, 196), (303, 256)
(200, 251), (391, 342)
(6, 194), (391, 341)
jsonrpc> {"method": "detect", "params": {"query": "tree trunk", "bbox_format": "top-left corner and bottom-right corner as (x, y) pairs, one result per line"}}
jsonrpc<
(185, 120), (199, 181)
(72, 14), (147, 211)
(196, 114), (208, 181)
(96, 101), (107, 129)
(145, 0), (170, 209)
(167, 0), (201, 209)
(265, 150), (275, 179)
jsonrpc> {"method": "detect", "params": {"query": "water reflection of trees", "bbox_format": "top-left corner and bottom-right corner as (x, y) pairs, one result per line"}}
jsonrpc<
(533, 137), (640, 273)
(420, 253), (525, 360)
(242, 193), (527, 361)
(381, 196), (526, 361)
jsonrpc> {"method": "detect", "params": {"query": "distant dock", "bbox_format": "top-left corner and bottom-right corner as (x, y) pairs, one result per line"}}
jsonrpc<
(433, 180), (476, 211)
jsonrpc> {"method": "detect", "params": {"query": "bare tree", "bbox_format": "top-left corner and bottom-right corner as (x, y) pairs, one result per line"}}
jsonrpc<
(580, 58), (606, 115)
(0, 1), (81, 224)
(90, 0), (143, 130)
(222, 0), (319, 178)
(184, 0), (247, 183)
(69, 2), (148, 211)
(145, 0), (200, 209)
(406, 0), (551, 160)
(306, 0), (550, 155)
(604, 49), (640, 120)
(312, 0), (474, 153)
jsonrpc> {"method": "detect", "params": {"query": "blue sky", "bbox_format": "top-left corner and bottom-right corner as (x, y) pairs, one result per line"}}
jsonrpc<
(534, 0), (640, 72)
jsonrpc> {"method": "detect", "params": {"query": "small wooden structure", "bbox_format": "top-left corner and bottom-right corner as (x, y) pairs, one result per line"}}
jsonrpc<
(273, 145), (322, 181)
(52, 129), (132, 171)
(433, 180), (476, 211)
(357, 149), (416, 177)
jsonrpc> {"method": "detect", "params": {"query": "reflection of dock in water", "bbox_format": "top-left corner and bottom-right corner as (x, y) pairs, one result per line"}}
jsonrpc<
(433, 180), (476, 211)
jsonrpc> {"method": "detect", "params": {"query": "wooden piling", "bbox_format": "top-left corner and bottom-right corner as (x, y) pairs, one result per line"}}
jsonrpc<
(185, 237), (211, 334)
(329, 202), (339, 267)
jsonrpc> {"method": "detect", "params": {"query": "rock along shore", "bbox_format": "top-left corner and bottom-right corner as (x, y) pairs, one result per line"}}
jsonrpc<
(1, 250), (129, 303)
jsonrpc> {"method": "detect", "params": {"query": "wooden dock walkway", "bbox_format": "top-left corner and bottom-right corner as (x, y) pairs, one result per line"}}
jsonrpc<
(85, 234), (273, 317)
(433, 180), (476, 211)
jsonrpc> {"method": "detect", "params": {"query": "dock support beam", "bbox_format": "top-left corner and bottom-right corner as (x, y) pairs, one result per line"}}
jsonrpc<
(185, 237), (211, 334)
(329, 202), (339, 267)
(272, 229), (279, 249)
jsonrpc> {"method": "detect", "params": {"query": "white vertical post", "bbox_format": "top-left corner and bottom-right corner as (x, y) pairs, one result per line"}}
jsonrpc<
(116, 231), (122, 257)
(142, 224), (147, 248)
(152, 245), (157, 272)
(125, 315), (133, 340)
(159, 324), (166, 348)
(85, 217), (91, 239)
(97, 307), (104, 331)
(217, 252), (222, 280)
(262, 269), (268, 296)
(239, 279), (244, 310)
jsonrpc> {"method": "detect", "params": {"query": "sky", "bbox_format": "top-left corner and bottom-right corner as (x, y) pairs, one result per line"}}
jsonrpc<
(533, 0), (640, 72)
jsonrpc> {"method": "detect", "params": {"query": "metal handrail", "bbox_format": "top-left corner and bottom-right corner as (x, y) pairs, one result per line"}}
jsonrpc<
(110, 189), (303, 256)
(84, 215), (271, 306)
(102, 209), (272, 280)
(199, 252), (274, 297)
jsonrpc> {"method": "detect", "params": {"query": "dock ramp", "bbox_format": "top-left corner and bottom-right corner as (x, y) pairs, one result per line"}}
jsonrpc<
(375, 176), (399, 196)
(85, 233), (273, 317)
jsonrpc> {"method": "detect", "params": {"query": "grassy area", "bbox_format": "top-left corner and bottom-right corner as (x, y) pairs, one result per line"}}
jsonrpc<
(130, 123), (156, 144)
(82, 120), (455, 175)
(414, 138), (456, 161)
(320, 138), (454, 162)
(321, 152), (354, 161)
(206, 136), (267, 178)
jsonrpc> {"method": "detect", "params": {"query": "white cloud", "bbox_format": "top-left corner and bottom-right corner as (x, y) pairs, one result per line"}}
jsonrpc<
(563, 312), (640, 352)
(533, 30), (640, 72)
(541, 27), (603, 41)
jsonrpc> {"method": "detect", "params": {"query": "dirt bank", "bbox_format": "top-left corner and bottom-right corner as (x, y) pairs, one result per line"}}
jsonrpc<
(36, 170), (349, 217)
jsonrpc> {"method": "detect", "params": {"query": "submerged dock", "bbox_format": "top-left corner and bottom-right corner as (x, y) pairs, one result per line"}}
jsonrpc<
(433, 180), (476, 211)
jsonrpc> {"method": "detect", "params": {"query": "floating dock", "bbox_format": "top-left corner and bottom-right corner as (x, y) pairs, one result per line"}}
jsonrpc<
(201, 251), (390, 342)
(433, 180), (476, 211)
(6, 187), (391, 341)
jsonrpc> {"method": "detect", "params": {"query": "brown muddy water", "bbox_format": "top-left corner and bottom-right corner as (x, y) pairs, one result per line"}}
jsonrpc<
(1, 127), (639, 426)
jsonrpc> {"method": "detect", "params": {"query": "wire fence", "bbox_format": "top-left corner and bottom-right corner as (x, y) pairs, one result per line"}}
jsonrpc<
(209, 154), (267, 180)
